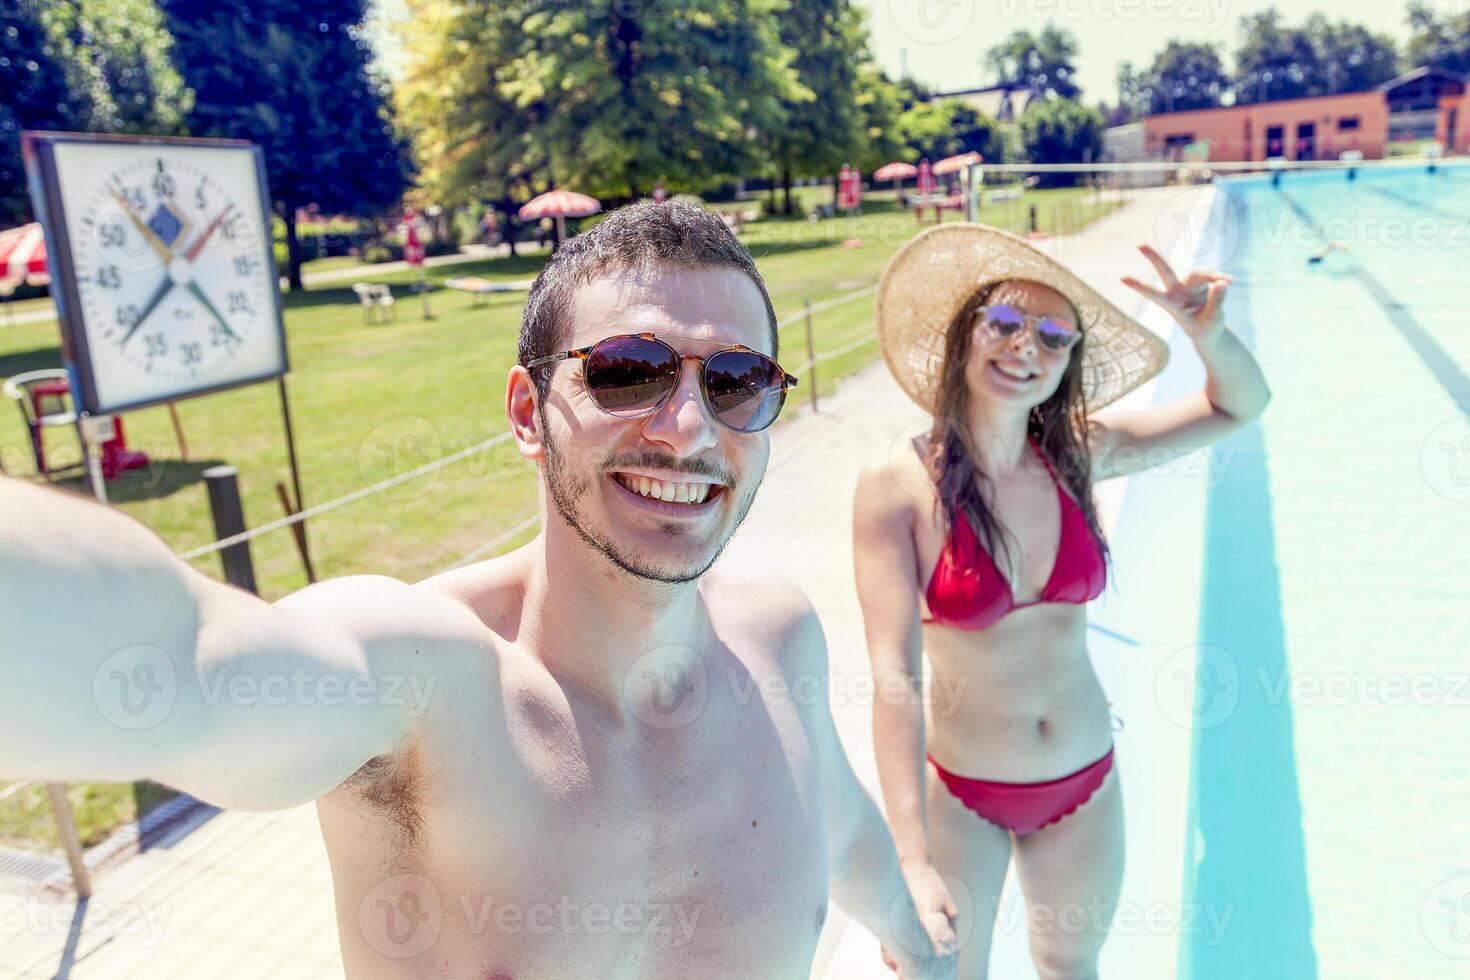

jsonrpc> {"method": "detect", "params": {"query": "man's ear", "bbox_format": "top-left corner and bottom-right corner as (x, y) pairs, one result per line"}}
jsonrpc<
(506, 366), (544, 461)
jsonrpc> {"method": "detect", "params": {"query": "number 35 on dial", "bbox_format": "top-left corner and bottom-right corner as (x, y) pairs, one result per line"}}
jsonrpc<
(24, 133), (288, 415)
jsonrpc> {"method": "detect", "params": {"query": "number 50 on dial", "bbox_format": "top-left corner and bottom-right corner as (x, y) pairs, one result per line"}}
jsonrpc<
(23, 132), (288, 415)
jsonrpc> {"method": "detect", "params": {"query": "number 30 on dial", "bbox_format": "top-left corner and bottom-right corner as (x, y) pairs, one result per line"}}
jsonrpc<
(25, 133), (288, 415)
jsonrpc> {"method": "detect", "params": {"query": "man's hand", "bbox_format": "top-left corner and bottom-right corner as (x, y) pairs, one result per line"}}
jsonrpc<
(881, 882), (959, 979)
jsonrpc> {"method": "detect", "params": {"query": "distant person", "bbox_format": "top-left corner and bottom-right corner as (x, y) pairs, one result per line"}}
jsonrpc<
(1, 203), (956, 979)
(854, 225), (1270, 977)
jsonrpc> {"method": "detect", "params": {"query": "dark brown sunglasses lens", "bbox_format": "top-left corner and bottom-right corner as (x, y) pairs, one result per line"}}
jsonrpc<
(586, 336), (678, 415)
(705, 350), (785, 432)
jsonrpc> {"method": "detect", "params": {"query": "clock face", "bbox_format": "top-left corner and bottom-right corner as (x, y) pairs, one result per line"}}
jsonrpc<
(46, 139), (286, 413)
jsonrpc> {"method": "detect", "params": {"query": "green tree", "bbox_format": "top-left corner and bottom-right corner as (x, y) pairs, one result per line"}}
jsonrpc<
(1141, 41), (1227, 114)
(1234, 9), (1398, 105)
(1233, 9), (1316, 104)
(162, 0), (412, 289)
(45, 0), (193, 135)
(398, 0), (799, 216)
(896, 98), (1003, 164)
(1018, 98), (1102, 187)
(1406, 2), (1470, 75)
(769, 0), (867, 214)
(984, 25), (1079, 101)
(1301, 14), (1399, 94)
(0, 4), (78, 224)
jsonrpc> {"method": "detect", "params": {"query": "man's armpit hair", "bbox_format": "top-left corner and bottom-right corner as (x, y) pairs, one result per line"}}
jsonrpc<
(344, 736), (425, 845)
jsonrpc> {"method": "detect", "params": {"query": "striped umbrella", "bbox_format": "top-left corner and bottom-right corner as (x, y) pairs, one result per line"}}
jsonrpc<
(931, 152), (982, 176)
(0, 223), (50, 295)
(518, 188), (601, 242)
(873, 162), (918, 197)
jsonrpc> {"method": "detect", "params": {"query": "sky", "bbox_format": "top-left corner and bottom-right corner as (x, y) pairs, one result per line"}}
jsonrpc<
(852, 0), (1468, 104)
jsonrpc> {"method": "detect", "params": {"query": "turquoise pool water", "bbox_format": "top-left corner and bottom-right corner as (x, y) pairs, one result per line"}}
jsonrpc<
(1171, 165), (1470, 978)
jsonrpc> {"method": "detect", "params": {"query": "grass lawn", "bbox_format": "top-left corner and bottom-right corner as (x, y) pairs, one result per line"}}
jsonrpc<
(0, 185), (1122, 849)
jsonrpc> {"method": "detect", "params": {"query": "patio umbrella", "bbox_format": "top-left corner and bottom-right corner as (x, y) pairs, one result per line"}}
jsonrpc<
(518, 188), (601, 243)
(931, 152), (982, 177)
(0, 223), (50, 296)
(916, 158), (936, 197)
(873, 162), (918, 197)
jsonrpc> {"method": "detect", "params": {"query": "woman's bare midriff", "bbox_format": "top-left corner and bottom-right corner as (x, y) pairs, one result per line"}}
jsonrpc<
(920, 603), (1114, 783)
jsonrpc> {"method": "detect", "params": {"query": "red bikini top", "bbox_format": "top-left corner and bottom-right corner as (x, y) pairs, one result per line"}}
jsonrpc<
(920, 436), (1106, 631)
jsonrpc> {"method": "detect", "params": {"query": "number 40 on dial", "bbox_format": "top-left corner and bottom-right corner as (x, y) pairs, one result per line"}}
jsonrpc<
(23, 132), (288, 415)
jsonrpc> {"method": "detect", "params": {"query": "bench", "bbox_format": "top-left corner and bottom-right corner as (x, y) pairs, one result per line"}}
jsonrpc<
(444, 276), (536, 306)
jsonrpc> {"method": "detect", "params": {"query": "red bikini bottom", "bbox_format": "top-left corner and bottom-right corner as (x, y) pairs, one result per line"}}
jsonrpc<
(928, 746), (1115, 837)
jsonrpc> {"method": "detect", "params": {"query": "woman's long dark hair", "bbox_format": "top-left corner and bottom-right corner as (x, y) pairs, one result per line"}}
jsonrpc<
(921, 279), (1110, 578)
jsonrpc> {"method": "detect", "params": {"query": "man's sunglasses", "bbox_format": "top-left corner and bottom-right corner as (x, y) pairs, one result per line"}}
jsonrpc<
(977, 304), (1082, 352)
(525, 332), (799, 433)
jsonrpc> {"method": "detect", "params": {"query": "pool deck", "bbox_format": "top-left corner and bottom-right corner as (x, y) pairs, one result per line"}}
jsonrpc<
(0, 185), (1211, 979)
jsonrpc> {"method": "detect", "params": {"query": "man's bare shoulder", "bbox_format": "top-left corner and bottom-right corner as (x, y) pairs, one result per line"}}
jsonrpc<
(703, 564), (825, 668)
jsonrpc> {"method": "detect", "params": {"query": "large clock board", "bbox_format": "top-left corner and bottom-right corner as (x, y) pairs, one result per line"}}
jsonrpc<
(24, 132), (288, 416)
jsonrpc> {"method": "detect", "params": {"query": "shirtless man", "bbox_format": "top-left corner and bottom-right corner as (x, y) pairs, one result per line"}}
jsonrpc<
(0, 202), (956, 978)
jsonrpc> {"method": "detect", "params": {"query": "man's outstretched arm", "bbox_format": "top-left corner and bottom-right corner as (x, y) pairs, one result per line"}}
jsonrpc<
(0, 476), (488, 811)
(783, 604), (957, 980)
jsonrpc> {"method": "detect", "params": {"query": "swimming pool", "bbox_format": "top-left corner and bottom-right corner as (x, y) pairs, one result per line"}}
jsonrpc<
(1087, 163), (1470, 979)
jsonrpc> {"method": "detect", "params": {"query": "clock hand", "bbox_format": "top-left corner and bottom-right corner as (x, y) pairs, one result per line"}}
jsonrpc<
(184, 204), (234, 263)
(112, 191), (173, 264)
(184, 281), (242, 343)
(119, 275), (178, 346)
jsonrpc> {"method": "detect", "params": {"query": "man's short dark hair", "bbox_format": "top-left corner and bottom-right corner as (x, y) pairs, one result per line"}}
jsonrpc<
(517, 201), (779, 395)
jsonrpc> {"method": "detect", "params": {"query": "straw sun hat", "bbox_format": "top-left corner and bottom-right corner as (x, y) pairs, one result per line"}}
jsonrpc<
(876, 223), (1170, 414)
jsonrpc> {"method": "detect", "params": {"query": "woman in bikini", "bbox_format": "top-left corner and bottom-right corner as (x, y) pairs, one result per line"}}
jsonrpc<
(854, 224), (1270, 978)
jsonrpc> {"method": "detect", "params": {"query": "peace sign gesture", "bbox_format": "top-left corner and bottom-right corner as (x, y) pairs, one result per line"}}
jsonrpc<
(1121, 244), (1232, 343)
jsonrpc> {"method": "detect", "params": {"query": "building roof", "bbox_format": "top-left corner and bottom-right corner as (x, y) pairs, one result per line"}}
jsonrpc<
(1377, 66), (1467, 93)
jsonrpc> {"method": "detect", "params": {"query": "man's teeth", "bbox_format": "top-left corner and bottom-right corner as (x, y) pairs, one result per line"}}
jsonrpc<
(614, 474), (713, 504)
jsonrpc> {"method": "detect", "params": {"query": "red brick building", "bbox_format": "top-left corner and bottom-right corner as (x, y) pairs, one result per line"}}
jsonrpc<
(1138, 68), (1470, 161)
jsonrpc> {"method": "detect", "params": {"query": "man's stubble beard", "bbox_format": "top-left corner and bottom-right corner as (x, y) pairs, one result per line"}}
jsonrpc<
(537, 402), (761, 584)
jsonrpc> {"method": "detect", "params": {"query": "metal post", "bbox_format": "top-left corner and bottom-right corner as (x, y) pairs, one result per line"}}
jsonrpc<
(203, 465), (257, 594)
(276, 375), (311, 574)
(1029, 203), (1038, 235)
(803, 299), (818, 413)
(45, 781), (91, 898)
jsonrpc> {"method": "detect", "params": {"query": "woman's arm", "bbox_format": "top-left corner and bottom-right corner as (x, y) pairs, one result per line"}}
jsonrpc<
(852, 457), (939, 880)
(1091, 244), (1272, 481)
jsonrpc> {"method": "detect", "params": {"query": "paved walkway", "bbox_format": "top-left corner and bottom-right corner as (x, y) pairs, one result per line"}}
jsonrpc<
(0, 186), (1205, 979)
